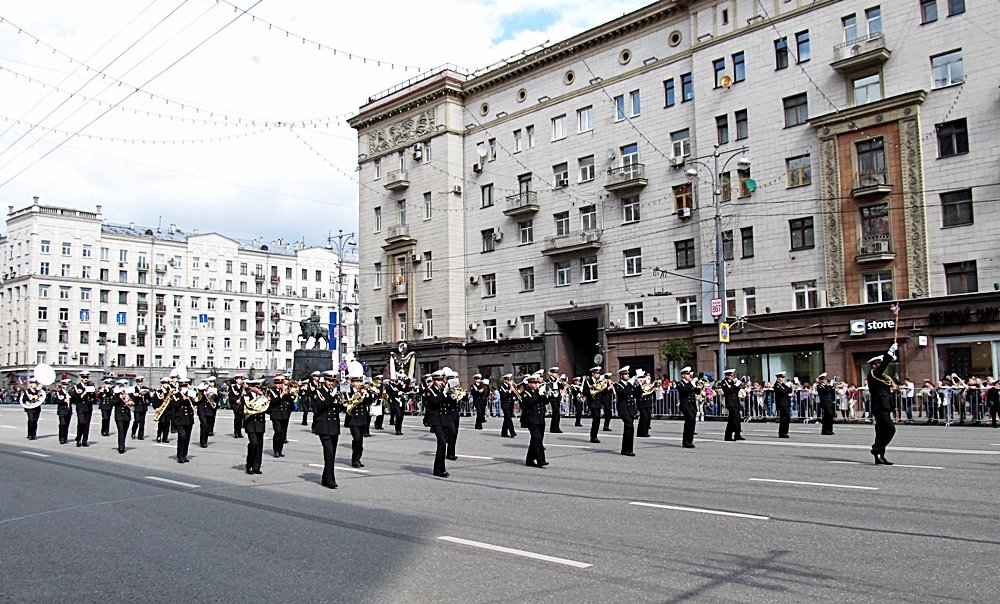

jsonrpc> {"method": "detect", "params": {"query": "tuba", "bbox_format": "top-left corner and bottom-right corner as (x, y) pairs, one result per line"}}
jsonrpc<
(244, 394), (271, 416)
(589, 376), (609, 397)
(21, 387), (46, 409)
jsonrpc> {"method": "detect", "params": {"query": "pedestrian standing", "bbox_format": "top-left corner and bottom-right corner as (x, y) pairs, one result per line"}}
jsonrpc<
(521, 373), (548, 467)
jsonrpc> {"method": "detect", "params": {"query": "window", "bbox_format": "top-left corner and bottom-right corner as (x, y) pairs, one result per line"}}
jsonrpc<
(864, 270), (894, 303)
(481, 184), (494, 208)
(734, 110), (748, 140)
(581, 256), (598, 283)
(615, 94), (626, 121)
(423, 252), (433, 279)
(374, 263), (382, 289)
(732, 51), (745, 82)
(119, 249), (127, 262)
(673, 183), (692, 211)
(630, 89), (641, 115)
(663, 79), (675, 107)
(423, 192), (433, 220)
(622, 197), (640, 223)
(554, 262), (571, 287)
(423, 309), (434, 338)
(513, 129), (523, 152)
(931, 50), (964, 88)
(786, 155), (812, 187)
(626, 302), (644, 328)
(623, 248), (642, 276)
(520, 267), (535, 292)
(553, 163), (569, 188)
(941, 189), (973, 227)
(936, 119), (968, 157)
(944, 261), (977, 294)
(866, 6), (882, 34)
(373, 207), (382, 233)
(59, 286), (70, 299)
(374, 317), (383, 343)
(675, 239), (695, 269)
(842, 14), (858, 42)
(482, 229), (496, 253)
(518, 220), (534, 244)
(726, 289), (737, 318)
(39, 284), (49, 298)
(743, 287), (757, 315)
(795, 30), (810, 62)
(716, 115), (729, 144)
(783, 93), (808, 127)
(526, 125), (535, 148)
(775, 37), (789, 70)
(920, 0), (937, 23)
(373, 158), (382, 180)
(577, 106), (593, 132)
(722, 230), (734, 261)
(677, 296), (697, 323)
(670, 129), (690, 158)
(740, 227), (755, 258)
(857, 137), (887, 184)
(580, 205), (597, 231)
(948, 0), (965, 16)
(681, 73), (693, 101)
(41, 240), (51, 254)
(793, 281), (819, 310)
(789, 217), (815, 250)
(118, 291), (128, 304)
(482, 273), (497, 297)
(554, 212), (570, 236)
(578, 155), (595, 182)
(37, 329), (47, 343)
(551, 114), (566, 140)
(720, 172), (732, 202)
(488, 138), (497, 161)
(520, 314), (535, 338)
(853, 73), (881, 105)
(61, 242), (71, 256)
(82, 244), (92, 258)
(621, 142), (639, 170)
(39, 262), (50, 276)
(397, 199), (407, 226)
(713, 58), (726, 88)
(38, 307), (48, 320)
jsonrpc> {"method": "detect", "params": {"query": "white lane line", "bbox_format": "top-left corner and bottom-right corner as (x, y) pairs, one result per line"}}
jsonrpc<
(308, 463), (369, 474)
(830, 461), (862, 465)
(285, 439), (299, 442)
(830, 460), (943, 470)
(1, 425), (17, 429)
(21, 450), (51, 458)
(154, 443), (174, 448)
(630, 501), (769, 520)
(749, 478), (878, 491)
(740, 440), (1000, 456)
(437, 536), (591, 569)
(144, 476), (200, 489)
(456, 454), (493, 460)
(547, 444), (591, 449)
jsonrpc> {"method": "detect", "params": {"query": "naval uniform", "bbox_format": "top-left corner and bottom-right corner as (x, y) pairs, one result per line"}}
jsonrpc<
(676, 378), (698, 448)
(816, 381), (837, 435)
(384, 379), (405, 435)
(20, 387), (44, 440)
(197, 389), (219, 447)
(584, 375), (604, 442)
(229, 382), (245, 438)
(470, 380), (490, 430)
(869, 346), (898, 463)
(344, 387), (372, 467)
(498, 383), (518, 438)
(773, 380), (793, 438)
(520, 385), (548, 467)
(153, 387), (172, 443)
(112, 391), (132, 453)
(243, 393), (267, 473)
(570, 383), (585, 427)
(311, 384), (342, 488)
(72, 381), (96, 446)
(131, 388), (149, 440)
(636, 382), (654, 437)
(719, 378), (744, 441)
(98, 386), (114, 437)
(54, 387), (73, 444)
(614, 379), (637, 456)
(545, 376), (563, 433)
(267, 386), (294, 457)
(423, 383), (451, 476)
(172, 389), (196, 462)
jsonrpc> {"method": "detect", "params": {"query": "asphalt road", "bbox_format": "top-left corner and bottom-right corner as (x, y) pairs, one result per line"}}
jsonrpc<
(1, 407), (998, 603)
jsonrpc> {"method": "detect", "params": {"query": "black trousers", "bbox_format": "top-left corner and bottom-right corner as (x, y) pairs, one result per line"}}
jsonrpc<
(777, 404), (791, 437)
(589, 405), (602, 440)
(115, 418), (130, 452)
(348, 424), (365, 463)
(574, 402), (583, 426)
(602, 403), (613, 430)
(157, 417), (171, 442)
(199, 414), (216, 447)
(300, 402), (310, 426)
(318, 434), (338, 486)
(620, 417), (635, 454)
(681, 406), (696, 445)
(25, 408), (41, 439)
(525, 423), (546, 465)
(990, 405), (999, 428)
(820, 403), (836, 434)
(234, 411), (244, 437)
(246, 431), (264, 471)
(175, 424), (191, 460)
(390, 400), (404, 434)
(271, 417), (289, 455)
(131, 411), (146, 439)
(637, 407), (652, 437)
(549, 400), (562, 432)
(374, 412), (385, 429)
(501, 409), (516, 437)
(446, 418), (458, 457)
(58, 413), (72, 443)
(100, 408), (112, 436)
(474, 402), (486, 429)
(76, 410), (92, 445)
(724, 407), (742, 440)
(872, 410), (895, 456)
(430, 425), (448, 475)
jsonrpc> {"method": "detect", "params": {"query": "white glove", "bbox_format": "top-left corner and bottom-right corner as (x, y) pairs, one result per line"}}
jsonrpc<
(887, 342), (898, 360)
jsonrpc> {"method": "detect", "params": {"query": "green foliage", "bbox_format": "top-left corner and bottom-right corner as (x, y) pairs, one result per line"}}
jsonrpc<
(659, 338), (692, 363)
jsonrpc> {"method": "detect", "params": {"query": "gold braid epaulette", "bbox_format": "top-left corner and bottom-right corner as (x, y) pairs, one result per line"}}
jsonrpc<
(870, 370), (895, 387)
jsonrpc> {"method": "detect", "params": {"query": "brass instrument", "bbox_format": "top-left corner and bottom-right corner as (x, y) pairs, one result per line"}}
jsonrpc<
(589, 376), (609, 397)
(152, 390), (174, 421)
(244, 394), (271, 416)
(20, 387), (46, 409)
(120, 390), (135, 410)
(640, 377), (657, 398)
(344, 389), (367, 415)
(450, 386), (466, 402)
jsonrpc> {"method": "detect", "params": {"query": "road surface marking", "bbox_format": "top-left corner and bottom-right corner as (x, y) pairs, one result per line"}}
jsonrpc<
(285, 439), (299, 442)
(740, 440), (1000, 456)
(154, 443), (173, 448)
(1, 425), (17, 429)
(749, 478), (878, 491)
(438, 536), (591, 569)
(629, 501), (769, 520)
(145, 476), (200, 488)
(21, 450), (50, 458)
(547, 444), (591, 449)
(308, 463), (369, 474)
(829, 461), (862, 465)
(893, 464), (944, 469)
(456, 454), (493, 460)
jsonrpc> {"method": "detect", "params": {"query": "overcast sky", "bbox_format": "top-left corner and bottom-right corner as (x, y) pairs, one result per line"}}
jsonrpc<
(0, 0), (650, 247)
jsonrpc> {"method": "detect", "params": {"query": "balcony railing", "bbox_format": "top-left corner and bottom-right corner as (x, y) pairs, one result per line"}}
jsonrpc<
(542, 229), (603, 256)
(503, 191), (540, 216)
(155, 303), (167, 313)
(384, 224), (414, 246)
(383, 169), (410, 191)
(270, 275), (280, 284)
(852, 169), (892, 198)
(856, 235), (895, 263)
(604, 163), (648, 192)
(831, 32), (891, 73)
(254, 273), (265, 283)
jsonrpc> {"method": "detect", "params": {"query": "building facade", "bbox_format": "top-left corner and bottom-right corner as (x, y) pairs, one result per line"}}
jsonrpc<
(1, 198), (359, 383)
(349, 0), (999, 386)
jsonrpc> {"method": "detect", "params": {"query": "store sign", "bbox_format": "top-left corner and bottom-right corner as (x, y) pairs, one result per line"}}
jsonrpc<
(928, 306), (1000, 327)
(849, 318), (895, 337)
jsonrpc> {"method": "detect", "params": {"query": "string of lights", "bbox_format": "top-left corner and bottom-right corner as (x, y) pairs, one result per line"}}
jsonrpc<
(0, 114), (268, 144)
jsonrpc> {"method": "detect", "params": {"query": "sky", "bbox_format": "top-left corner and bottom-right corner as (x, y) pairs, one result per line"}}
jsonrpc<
(0, 0), (652, 247)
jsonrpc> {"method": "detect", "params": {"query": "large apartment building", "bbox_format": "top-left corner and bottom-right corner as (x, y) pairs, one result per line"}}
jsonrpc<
(1, 198), (359, 383)
(349, 0), (999, 385)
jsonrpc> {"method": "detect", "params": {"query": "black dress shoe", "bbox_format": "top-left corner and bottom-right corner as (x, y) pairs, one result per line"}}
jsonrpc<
(118, 449), (125, 454)
(874, 454), (884, 465)
(725, 437), (734, 441)
(590, 438), (601, 443)
(82, 443), (89, 447)
(622, 452), (636, 457)
(76, 442), (82, 447)
(537, 462), (549, 468)
(446, 455), (458, 461)
(778, 435), (790, 439)
(155, 437), (161, 443)
(525, 462), (538, 467)
(273, 452), (280, 458)
(682, 443), (695, 449)
(323, 482), (338, 489)
(351, 462), (361, 468)
(433, 471), (450, 478)
(551, 429), (563, 434)
(603, 427), (612, 432)
(252, 469), (262, 474)
(246, 469), (254, 475)
(734, 436), (746, 441)
(879, 456), (893, 465)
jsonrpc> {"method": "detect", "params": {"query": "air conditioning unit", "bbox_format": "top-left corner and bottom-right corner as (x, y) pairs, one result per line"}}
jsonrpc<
(492, 230), (503, 242)
(669, 156), (685, 168)
(119, 262), (125, 268)
(608, 320), (619, 328)
(413, 145), (423, 160)
(472, 163), (482, 173)
(451, 185), (463, 195)
(411, 254), (421, 263)
(677, 207), (692, 219)
(555, 178), (568, 188)
(413, 322), (423, 332)
(468, 322), (479, 331)
(60, 320), (68, 327)
(468, 275), (480, 286)
(506, 318), (518, 327)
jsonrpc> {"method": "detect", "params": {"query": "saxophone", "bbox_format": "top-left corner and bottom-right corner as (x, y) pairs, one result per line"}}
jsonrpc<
(153, 390), (173, 421)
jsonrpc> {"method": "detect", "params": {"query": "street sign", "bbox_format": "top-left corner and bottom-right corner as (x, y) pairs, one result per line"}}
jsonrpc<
(719, 322), (730, 343)
(79, 309), (90, 322)
(710, 297), (723, 318)
(198, 313), (208, 324)
(329, 311), (337, 351)
(115, 312), (127, 325)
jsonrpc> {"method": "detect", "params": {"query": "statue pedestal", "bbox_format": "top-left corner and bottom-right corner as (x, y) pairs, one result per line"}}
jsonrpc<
(293, 349), (333, 381)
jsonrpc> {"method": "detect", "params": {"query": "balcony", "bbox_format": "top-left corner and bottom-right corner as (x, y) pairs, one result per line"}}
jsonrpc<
(383, 169), (409, 191)
(137, 324), (147, 333)
(856, 236), (895, 264)
(254, 311), (266, 319)
(503, 191), (539, 217)
(154, 263), (167, 272)
(155, 326), (167, 335)
(254, 330), (265, 339)
(269, 275), (280, 285)
(389, 281), (408, 301)
(155, 303), (167, 314)
(254, 273), (265, 283)
(542, 229), (603, 256)
(831, 33), (891, 74)
(137, 262), (149, 271)
(384, 224), (415, 246)
(851, 169), (893, 198)
(604, 164), (648, 193)
(136, 300), (149, 313)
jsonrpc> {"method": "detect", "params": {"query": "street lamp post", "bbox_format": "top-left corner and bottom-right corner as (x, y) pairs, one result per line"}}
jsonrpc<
(684, 144), (750, 380)
(328, 230), (356, 372)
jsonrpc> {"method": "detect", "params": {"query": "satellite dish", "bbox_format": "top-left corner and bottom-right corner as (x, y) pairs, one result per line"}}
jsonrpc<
(593, 353), (604, 365)
(476, 143), (488, 159)
(720, 75), (733, 89)
(605, 149), (616, 160)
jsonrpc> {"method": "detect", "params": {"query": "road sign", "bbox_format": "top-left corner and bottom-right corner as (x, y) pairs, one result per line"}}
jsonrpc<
(719, 322), (730, 343)
(115, 312), (127, 325)
(198, 313), (208, 324)
(710, 297), (723, 318)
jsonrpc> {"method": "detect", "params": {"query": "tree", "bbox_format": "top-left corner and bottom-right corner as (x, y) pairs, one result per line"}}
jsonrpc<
(659, 338), (692, 366)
